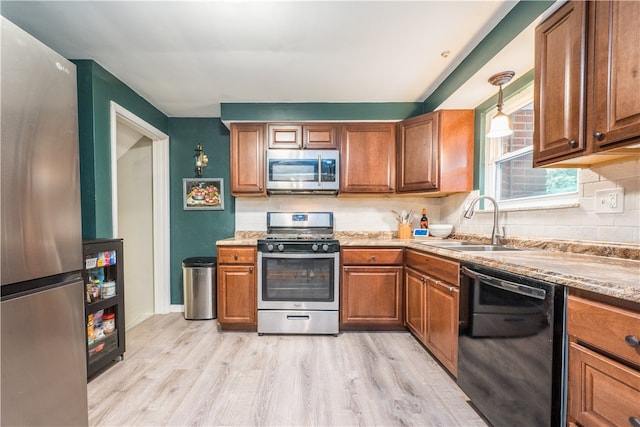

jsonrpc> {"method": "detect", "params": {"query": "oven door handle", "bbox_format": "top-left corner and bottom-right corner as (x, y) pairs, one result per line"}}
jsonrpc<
(260, 252), (337, 259)
(287, 315), (310, 320)
(461, 266), (546, 300)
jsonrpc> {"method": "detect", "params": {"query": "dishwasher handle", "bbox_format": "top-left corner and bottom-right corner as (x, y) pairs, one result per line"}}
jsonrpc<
(461, 266), (547, 300)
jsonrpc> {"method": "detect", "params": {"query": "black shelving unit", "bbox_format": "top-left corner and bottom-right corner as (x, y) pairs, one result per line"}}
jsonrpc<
(82, 238), (125, 378)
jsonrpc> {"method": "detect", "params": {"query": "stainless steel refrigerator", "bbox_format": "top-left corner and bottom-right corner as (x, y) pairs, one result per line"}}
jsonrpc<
(1, 16), (88, 426)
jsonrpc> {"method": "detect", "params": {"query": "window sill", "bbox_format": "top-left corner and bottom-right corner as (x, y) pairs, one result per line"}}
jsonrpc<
(473, 200), (580, 214)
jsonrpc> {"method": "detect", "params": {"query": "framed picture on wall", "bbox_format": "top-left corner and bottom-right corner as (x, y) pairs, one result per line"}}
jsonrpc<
(183, 178), (224, 210)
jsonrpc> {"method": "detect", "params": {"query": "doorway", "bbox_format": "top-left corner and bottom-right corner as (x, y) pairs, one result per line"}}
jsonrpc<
(110, 102), (170, 329)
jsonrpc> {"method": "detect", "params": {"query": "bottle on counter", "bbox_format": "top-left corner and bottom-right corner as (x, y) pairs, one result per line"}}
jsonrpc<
(420, 208), (429, 230)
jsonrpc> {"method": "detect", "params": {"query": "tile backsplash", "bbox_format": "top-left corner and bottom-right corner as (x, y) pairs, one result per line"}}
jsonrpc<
(441, 158), (640, 244)
(236, 158), (640, 244)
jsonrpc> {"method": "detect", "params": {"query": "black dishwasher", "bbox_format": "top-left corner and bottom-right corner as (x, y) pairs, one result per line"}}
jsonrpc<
(458, 263), (567, 427)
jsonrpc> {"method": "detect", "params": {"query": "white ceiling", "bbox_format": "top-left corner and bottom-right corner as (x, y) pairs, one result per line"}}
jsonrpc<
(1, 1), (554, 118)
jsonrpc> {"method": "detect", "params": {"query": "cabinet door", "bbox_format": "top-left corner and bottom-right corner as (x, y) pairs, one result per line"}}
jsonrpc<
(340, 266), (403, 327)
(397, 113), (438, 192)
(427, 278), (459, 377)
(590, 1), (640, 151)
(534, 0), (587, 166)
(267, 124), (302, 149)
(568, 342), (640, 427)
(303, 124), (338, 149)
(340, 123), (396, 193)
(404, 267), (427, 344)
(230, 124), (265, 195)
(217, 265), (256, 327)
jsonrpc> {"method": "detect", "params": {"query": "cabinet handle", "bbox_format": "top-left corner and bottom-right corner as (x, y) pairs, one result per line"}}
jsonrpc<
(593, 131), (605, 141)
(629, 417), (640, 427)
(625, 335), (639, 348)
(259, 186), (263, 191)
(568, 140), (578, 148)
(434, 280), (457, 293)
(344, 268), (349, 272)
(249, 266), (254, 273)
(431, 182), (436, 187)
(234, 254), (238, 261)
(371, 256), (376, 261)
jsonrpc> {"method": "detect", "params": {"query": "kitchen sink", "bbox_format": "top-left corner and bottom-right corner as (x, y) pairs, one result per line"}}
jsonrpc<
(450, 245), (521, 252)
(416, 240), (478, 247)
(416, 241), (521, 252)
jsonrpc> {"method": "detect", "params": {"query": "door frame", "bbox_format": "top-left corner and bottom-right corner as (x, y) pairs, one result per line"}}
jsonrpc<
(110, 101), (171, 314)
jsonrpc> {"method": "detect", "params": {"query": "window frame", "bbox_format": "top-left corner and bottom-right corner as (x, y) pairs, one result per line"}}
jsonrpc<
(477, 74), (578, 211)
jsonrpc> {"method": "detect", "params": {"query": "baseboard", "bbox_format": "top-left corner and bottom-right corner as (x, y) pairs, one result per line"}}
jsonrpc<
(170, 304), (184, 313)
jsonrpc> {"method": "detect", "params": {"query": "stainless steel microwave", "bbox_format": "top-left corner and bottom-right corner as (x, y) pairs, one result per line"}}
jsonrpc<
(266, 149), (339, 194)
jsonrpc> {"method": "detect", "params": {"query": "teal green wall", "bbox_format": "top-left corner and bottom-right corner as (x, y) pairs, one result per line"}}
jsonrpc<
(168, 118), (234, 304)
(74, 60), (168, 238)
(221, 102), (423, 123)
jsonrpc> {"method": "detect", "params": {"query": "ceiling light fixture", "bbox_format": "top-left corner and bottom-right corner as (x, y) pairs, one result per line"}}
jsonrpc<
(486, 71), (515, 138)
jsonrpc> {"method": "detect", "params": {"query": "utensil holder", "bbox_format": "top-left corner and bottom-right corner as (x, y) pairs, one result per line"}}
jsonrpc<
(398, 223), (412, 239)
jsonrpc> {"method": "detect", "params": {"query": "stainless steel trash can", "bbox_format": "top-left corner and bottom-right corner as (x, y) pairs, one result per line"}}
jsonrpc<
(182, 257), (216, 320)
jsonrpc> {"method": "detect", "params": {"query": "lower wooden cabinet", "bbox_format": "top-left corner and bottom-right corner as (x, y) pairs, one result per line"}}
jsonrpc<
(427, 277), (458, 375)
(405, 266), (427, 342)
(217, 246), (257, 331)
(340, 248), (404, 330)
(567, 293), (640, 426)
(404, 249), (460, 376)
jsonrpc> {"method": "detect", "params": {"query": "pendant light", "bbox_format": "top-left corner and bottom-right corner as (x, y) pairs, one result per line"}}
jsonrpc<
(486, 71), (515, 138)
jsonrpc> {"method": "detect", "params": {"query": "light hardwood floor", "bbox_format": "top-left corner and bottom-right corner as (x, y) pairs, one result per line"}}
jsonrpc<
(88, 313), (487, 426)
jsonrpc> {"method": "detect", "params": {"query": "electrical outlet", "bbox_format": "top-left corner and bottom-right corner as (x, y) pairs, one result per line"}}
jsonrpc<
(595, 188), (624, 213)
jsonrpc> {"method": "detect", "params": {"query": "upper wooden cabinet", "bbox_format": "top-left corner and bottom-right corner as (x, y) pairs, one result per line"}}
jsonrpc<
(230, 123), (266, 196)
(396, 110), (474, 194)
(303, 124), (338, 149)
(589, 1), (640, 152)
(340, 123), (396, 194)
(534, 0), (640, 167)
(267, 124), (302, 149)
(534, 1), (587, 165)
(267, 123), (338, 149)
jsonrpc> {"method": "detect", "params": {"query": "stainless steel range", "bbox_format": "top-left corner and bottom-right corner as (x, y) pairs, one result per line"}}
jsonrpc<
(257, 212), (340, 335)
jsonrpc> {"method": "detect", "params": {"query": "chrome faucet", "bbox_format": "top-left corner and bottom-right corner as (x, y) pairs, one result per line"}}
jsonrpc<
(463, 195), (503, 245)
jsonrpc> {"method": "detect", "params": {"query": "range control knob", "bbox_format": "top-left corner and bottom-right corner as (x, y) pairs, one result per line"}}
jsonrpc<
(312, 244), (319, 252)
(322, 244), (329, 252)
(277, 244), (285, 252)
(267, 244), (274, 252)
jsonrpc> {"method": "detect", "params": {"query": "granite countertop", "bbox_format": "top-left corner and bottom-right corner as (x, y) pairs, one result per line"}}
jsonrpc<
(217, 233), (640, 304)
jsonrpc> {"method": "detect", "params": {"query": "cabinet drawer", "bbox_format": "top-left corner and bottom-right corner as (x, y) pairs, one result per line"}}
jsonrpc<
(568, 342), (640, 426)
(404, 249), (459, 286)
(217, 247), (256, 264)
(341, 248), (403, 265)
(568, 295), (640, 366)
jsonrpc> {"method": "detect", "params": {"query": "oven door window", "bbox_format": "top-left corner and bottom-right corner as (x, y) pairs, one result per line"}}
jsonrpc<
(261, 257), (334, 302)
(268, 159), (319, 183)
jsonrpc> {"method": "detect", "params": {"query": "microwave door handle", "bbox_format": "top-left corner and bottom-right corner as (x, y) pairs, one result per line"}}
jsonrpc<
(318, 155), (322, 187)
(461, 267), (546, 300)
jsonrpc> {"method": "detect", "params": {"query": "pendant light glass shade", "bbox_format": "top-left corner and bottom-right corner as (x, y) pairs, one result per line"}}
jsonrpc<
(486, 71), (515, 138)
(487, 111), (512, 138)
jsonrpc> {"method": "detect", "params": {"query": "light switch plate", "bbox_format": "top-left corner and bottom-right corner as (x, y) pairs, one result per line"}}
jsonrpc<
(595, 188), (624, 213)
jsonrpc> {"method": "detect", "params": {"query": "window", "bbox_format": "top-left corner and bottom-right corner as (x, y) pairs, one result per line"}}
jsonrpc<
(483, 84), (577, 208)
